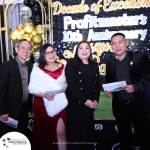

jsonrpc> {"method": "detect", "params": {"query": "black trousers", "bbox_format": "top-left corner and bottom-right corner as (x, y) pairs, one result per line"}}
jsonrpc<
(0, 103), (29, 138)
(115, 102), (150, 150)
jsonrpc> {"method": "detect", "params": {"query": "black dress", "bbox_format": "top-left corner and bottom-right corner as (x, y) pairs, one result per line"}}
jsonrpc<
(66, 59), (100, 150)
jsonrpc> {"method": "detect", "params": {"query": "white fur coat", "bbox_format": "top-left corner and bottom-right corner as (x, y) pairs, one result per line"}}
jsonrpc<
(28, 63), (68, 117)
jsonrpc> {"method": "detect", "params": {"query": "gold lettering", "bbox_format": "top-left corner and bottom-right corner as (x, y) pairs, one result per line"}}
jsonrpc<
(90, 43), (95, 53)
(63, 50), (74, 59)
(94, 43), (101, 56)
(111, 1), (118, 10)
(124, 1), (130, 8)
(66, 6), (72, 13)
(62, 6), (66, 14)
(71, 5), (77, 13)
(114, 1), (119, 10)
(83, 4), (89, 12)
(129, 0), (136, 8)
(118, 1), (124, 8)
(92, 55), (100, 63)
(99, 64), (106, 75)
(52, 2), (62, 15)
(95, 0), (102, 14)
(91, 3), (96, 11)
(105, 43), (110, 52)
(103, 0), (111, 11)
(136, 0), (143, 7)
(143, 0), (150, 7)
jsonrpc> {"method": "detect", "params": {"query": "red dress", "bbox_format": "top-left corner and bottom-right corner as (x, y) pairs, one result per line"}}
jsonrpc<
(32, 64), (66, 150)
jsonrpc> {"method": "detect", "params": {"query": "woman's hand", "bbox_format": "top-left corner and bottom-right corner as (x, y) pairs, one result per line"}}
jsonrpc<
(84, 99), (95, 109)
(45, 94), (55, 101)
(93, 100), (98, 109)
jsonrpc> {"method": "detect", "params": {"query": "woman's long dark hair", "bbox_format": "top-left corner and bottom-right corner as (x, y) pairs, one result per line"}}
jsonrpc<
(74, 40), (95, 66)
(39, 43), (56, 68)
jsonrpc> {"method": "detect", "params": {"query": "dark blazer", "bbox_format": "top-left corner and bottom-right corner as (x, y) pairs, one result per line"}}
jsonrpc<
(0, 58), (33, 119)
(105, 51), (150, 116)
(65, 58), (100, 113)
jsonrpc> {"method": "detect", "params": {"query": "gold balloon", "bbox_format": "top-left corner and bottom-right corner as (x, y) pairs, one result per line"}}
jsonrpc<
(27, 21), (35, 27)
(9, 32), (16, 40)
(21, 34), (31, 41)
(32, 35), (42, 43)
(18, 29), (25, 35)
(23, 23), (34, 33)
(24, 22), (34, 27)
(33, 44), (38, 50)
(35, 25), (43, 35)
(31, 30), (37, 36)
(32, 49), (38, 53)
(17, 34), (22, 40)
(9, 30), (20, 41)
(37, 43), (42, 48)
(13, 29), (20, 36)
(29, 34), (33, 38)
(13, 41), (19, 47)
(41, 34), (46, 40)
(17, 23), (24, 30)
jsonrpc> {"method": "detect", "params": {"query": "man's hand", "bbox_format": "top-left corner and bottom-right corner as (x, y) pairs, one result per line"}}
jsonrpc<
(104, 91), (112, 98)
(0, 114), (9, 121)
(123, 85), (134, 93)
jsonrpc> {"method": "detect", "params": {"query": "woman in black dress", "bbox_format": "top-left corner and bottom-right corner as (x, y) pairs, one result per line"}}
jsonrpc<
(65, 40), (100, 150)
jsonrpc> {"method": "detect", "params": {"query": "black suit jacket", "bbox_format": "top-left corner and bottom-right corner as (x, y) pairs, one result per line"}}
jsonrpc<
(105, 51), (150, 116)
(0, 59), (33, 119)
(65, 58), (100, 113)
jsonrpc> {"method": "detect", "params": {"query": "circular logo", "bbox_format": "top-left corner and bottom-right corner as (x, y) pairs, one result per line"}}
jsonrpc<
(112, 143), (120, 150)
(0, 132), (31, 150)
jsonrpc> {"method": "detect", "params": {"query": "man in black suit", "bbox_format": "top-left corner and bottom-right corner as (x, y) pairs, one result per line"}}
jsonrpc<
(104, 33), (150, 150)
(0, 39), (33, 137)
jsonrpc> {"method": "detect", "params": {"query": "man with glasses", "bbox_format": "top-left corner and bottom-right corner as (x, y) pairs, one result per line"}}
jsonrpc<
(0, 39), (33, 137)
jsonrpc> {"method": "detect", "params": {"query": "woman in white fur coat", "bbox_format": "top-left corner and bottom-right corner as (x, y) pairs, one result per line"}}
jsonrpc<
(28, 43), (67, 150)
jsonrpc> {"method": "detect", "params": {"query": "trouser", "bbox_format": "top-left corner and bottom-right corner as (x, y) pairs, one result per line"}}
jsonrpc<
(115, 102), (150, 150)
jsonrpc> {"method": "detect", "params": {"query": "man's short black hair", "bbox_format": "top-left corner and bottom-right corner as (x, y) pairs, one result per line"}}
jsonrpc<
(111, 33), (126, 40)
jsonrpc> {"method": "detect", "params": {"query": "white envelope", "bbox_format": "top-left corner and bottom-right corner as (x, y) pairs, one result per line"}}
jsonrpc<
(102, 81), (127, 92)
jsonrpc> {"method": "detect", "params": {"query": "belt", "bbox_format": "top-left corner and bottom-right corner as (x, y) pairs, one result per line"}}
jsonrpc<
(118, 100), (136, 105)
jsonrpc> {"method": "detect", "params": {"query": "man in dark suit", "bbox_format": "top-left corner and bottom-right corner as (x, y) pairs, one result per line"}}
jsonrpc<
(104, 33), (150, 150)
(0, 39), (33, 138)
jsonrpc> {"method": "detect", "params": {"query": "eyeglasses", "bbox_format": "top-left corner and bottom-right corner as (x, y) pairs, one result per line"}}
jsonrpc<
(45, 50), (56, 55)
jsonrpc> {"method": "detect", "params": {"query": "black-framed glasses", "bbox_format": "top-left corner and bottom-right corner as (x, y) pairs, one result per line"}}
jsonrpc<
(45, 50), (56, 55)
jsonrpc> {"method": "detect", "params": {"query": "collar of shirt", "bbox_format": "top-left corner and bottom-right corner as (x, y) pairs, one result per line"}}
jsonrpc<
(15, 57), (27, 68)
(115, 51), (129, 61)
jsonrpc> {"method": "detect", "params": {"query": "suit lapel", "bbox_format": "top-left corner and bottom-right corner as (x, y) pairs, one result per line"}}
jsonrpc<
(128, 52), (135, 75)
(26, 62), (32, 83)
(12, 59), (22, 86)
(112, 58), (116, 82)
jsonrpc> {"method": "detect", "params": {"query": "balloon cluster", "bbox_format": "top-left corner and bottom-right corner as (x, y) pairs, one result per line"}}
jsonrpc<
(23, 0), (49, 26)
(9, 21), (44, 53)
